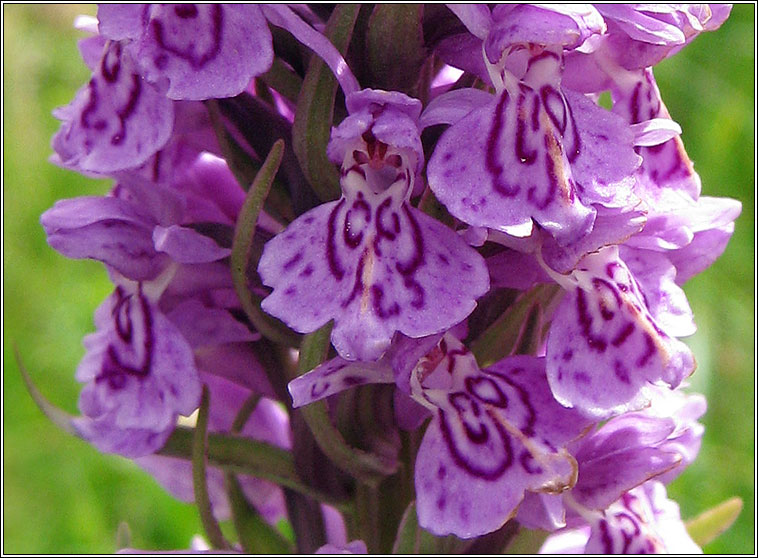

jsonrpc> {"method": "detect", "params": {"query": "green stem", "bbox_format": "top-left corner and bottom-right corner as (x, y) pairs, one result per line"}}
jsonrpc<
(192, 386), (231, 550)
(294, 326), (397, 483)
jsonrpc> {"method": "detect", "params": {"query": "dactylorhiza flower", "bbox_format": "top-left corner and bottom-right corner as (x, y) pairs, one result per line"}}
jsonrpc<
(421, 4), (740, 419)
(289, 333), (594, 538)
(258, 89), (489, 361)
(41, 152), (266, 456)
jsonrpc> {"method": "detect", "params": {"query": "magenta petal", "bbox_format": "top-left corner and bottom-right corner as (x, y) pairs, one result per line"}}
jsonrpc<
(165, 299), (257, 349)
(41, 196), (168, 281)
(52, 41), (174, 173)
(75, 286), (201, 457)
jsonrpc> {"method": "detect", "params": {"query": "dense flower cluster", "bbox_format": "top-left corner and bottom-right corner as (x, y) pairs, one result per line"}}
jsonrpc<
(37, 4), (740, 554)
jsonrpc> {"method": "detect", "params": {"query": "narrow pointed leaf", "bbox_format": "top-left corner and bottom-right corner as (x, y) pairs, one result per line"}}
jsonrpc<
(159, 427), (347, 510)
(230, 139), (301, 347)
(292, 4), (360, 202)
(686, 497), (743, 547)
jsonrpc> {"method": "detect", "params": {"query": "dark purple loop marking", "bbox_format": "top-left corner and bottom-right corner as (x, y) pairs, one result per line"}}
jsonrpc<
(438, 406), (513, 481)
(403, 276), (425, 309)
(636, 332), (657, 367)
(486, 91), (521, 197)
(151, 4), (223, 70)
(112, 286), (134, 342)
(576, 288), (607, 353)
(465, 375), (508, 408)
(395, 205), (424, 276)
(101, 42), (123, 83)
(342, 249), (367, 308)
(611, 321), (635, 347)
(371, 284), (400, 318)
(375, 197), (397, 241)
(96, 286), (154, 390)
(488, 369), (537, 437)
(592, 278), (623, 320)
(519, 449), (543, 474)
(540, 85), (567, 134)
(516, 91), (538, 165)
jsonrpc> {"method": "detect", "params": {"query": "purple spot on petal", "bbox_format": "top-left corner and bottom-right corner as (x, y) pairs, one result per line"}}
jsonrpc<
(636, 332), (656, 367)
(614, 360), (631, 384)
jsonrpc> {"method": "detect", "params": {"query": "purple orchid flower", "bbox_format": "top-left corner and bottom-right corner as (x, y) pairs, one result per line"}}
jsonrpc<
(544, 245), (695, 418)
(426, 5), (641, 245)
(289, 333), (593, 538)
(97, 5), (273, 101)
(259, 90), (489, 361)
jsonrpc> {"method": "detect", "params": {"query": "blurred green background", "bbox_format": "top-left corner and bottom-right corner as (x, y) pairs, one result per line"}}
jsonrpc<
(3, 4), (754, 554)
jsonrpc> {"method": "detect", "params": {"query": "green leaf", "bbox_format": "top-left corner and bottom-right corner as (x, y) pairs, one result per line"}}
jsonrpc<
(230, 139), (302, 348)
(294, 325), (398, 483)
(470, 284), (561, 368)
(366, 5), (425, 94)
(159, 427), (347, 510)
(192, 386), (231, 550)
(292, 4), (360, 202)
(14, 345), (77, 436)
(686, 497), (743, 547)
(391, 501), (466, 554)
